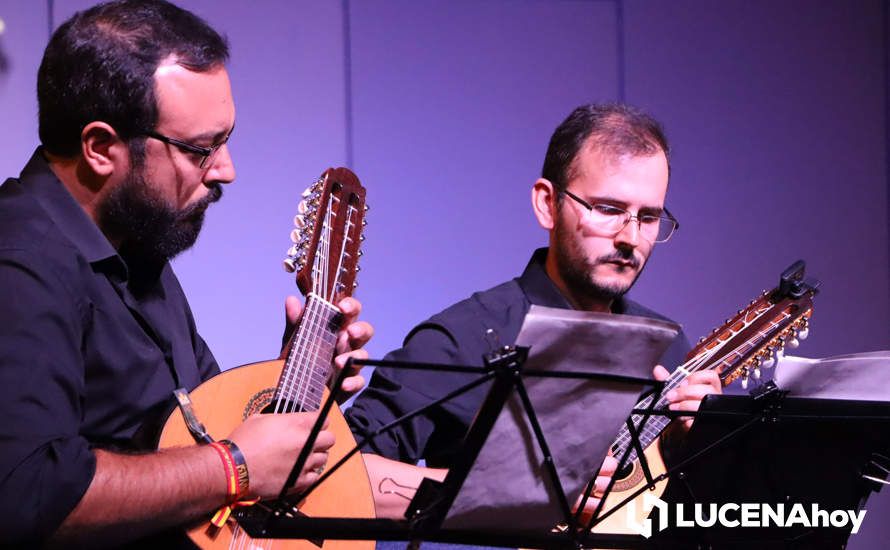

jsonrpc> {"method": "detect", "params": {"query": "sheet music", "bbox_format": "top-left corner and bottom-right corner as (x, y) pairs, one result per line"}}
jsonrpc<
(774, 351), (890, 401)
(442, 305), (680, 533)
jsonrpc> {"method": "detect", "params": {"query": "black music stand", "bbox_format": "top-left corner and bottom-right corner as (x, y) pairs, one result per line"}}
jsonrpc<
(651, 391), (890, 548)
(231, 348), (668, 549)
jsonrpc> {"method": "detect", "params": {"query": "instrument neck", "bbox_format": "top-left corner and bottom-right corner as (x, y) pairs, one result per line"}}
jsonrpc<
(274, 293), (341, 412)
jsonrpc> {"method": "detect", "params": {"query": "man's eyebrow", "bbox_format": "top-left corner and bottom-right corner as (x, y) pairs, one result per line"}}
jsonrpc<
(588, 195), (664, 213)
(189, 123), (235, 144)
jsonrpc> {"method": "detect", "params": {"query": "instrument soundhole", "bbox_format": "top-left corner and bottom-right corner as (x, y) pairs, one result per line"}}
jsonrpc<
(243, 387), (275, 419)
(612, 461), (644, 492)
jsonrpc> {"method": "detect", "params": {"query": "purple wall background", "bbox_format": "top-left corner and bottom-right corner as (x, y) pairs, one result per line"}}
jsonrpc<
(0, 0), (888, 545)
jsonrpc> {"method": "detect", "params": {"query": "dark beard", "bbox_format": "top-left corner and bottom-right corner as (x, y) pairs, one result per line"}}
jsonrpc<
(553, 214), (645, 304)
(97, 165), (222, 271)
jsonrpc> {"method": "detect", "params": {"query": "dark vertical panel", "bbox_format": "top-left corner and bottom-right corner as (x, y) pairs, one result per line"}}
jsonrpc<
(615, 0), (626, 101)
(348, 0), (618, 355)
(343, 0), (354, 168)
(0, 1), (49, 179)
(886, 0), (890, 303)
(624, 0), (889, 544)
(624, 0), (888, 356)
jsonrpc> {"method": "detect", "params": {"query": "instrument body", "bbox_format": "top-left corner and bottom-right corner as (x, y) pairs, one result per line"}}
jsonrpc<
(159, 360), (375, 549)
(593, 261), (818, 534)
(159, 168), (373, 548)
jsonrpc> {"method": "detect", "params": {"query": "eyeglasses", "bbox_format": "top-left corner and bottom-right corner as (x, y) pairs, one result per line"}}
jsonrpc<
(143, 126), (233, 169)
(562, 189), (679, 243)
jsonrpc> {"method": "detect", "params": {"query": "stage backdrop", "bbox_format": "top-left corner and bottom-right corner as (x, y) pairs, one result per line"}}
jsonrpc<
(0, 0), (888, 546)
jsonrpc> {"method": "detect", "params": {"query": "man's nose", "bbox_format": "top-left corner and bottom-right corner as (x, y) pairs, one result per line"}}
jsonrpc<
(204, 144), (236, 185)
(614, 216), (641, 248)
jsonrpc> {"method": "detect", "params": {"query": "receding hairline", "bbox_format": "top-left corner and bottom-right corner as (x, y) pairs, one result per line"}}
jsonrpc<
(563, 134), (668, 187)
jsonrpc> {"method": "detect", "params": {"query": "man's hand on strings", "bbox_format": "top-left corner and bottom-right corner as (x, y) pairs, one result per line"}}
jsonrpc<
(653, 364), (721, 433)
(281, 296), (372, 397)
(228, 411), (335, 497)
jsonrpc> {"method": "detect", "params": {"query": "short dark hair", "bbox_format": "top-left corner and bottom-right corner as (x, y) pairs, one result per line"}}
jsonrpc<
(38, 0), (229, 157)
(541, 103), (670, 198)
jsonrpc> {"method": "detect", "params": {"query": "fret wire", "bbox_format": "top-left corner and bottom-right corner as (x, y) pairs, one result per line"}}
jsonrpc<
(296, 296), (336, 410)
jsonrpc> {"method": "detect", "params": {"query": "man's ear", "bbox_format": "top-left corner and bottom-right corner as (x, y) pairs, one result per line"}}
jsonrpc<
(531, 178), (558, 230)
(80, 122), (127, 178)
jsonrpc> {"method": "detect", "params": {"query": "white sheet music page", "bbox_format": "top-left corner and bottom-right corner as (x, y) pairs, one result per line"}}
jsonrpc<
(774, 351), (890, 400)
(442, 305), (680, 533)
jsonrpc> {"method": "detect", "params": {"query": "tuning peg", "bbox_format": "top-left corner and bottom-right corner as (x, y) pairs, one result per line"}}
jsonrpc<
(290, 229), (300, 243)
(298, 201), (308, 214)
(358, 250), (364, 257)
(294, 214), (307, 228)
(360, 234), (366, 242)
(797, 321), (809, 340)
(741, 373), (749, 390)
(283, 257), (297, 273)
(352, 281), (359, 289)
(362, 218), (368, 227)
(364, 204), (370, 212)
(753, 366), (761, 379)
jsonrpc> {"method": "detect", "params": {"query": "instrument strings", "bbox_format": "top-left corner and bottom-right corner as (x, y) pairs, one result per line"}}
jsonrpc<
(612, 303), (791, 456)
(275, 192), (359, 416)
(219, 187), (364, 546)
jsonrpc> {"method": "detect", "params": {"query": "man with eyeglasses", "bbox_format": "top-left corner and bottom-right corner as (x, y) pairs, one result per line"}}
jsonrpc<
(346, 103), (722, 524)
(0, 1), (371, 547)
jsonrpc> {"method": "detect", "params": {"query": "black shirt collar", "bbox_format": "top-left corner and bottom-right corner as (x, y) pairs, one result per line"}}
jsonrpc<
(517, 247), (629, 314)
(19, 148), (127, 278)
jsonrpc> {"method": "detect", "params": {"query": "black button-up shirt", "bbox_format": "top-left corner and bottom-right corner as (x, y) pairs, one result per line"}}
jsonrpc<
(0, 151), (220, 544)
(345, 248), (690, 468)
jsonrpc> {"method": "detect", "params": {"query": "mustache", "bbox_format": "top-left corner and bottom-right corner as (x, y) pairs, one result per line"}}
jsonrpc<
(180, 183), (223, 218)
(204, 183), (223, 204)
(595, 250), (640, 269)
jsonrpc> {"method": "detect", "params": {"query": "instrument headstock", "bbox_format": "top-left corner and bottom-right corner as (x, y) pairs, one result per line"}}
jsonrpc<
(687, 260), (819, 389)
(283, 167), (367, 303)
